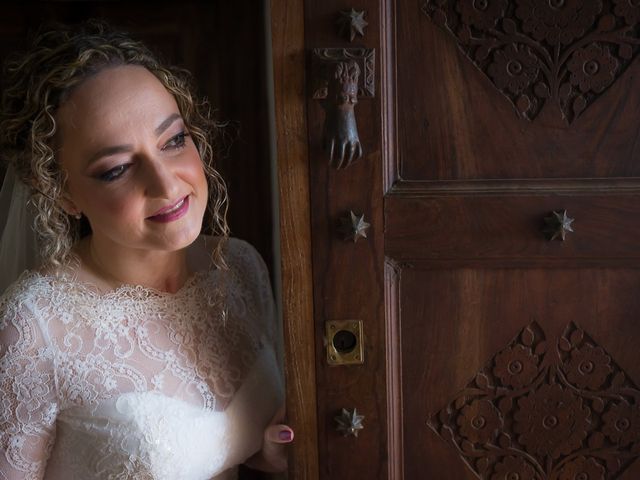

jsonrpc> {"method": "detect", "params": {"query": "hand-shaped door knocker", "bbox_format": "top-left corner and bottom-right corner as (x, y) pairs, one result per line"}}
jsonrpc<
(322, 60), (362, 169)
(311, 47), (375, 170)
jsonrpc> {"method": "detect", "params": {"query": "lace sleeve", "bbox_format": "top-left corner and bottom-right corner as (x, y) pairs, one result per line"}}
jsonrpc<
(230, 239), (282, 369)
(0, 285), (58, 480)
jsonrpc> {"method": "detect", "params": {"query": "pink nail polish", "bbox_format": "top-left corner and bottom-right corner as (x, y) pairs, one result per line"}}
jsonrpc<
(279, 430), (292, 442)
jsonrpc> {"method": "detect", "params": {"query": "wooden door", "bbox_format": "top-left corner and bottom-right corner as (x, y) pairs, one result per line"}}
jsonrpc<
(273, 0), (640, 478)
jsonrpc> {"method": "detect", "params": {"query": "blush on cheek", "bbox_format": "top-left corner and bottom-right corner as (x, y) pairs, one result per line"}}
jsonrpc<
(88, 197), (141, 224)
(108, 198), (130, 213)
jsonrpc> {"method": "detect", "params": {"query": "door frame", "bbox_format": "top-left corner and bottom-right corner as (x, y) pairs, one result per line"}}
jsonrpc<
(270, 1), (320, 478)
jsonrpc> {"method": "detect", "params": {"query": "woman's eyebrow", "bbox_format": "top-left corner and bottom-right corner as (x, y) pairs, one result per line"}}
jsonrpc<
(154, 113), (182, 136)
(85, 113), (183, 167)
(87, 144), (134, 166)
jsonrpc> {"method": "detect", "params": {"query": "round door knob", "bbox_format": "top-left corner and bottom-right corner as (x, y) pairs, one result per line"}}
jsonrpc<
(543, 210), (574, 241)
(334, 407), (365, 437)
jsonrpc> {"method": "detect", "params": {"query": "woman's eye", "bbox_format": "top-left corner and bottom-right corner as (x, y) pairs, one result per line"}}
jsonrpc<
(98, 164), (129, 182)
(163, 131), (189, 150)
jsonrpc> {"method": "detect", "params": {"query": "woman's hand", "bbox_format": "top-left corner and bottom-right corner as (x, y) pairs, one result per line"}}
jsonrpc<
(244, 405), (294, 473)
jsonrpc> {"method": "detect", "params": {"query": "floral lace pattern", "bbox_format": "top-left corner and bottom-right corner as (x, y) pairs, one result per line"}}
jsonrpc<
(0, 237), (283, 479)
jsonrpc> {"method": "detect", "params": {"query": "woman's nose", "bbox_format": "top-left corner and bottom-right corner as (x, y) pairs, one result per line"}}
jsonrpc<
(141, 155), (181, 199)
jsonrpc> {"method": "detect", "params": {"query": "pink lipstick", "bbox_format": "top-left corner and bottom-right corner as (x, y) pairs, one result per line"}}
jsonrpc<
(147, 196), (189, 223)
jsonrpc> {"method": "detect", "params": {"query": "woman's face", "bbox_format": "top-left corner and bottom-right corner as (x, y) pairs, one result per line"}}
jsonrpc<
(56, 65), (208, 255)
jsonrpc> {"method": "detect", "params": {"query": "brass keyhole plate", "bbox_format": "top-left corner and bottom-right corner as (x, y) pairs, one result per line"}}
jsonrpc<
(333, 329), (357, 353)
(326, 320), (364, 366)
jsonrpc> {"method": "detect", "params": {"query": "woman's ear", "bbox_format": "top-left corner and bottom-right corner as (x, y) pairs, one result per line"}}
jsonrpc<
(58, 192), (82, 218)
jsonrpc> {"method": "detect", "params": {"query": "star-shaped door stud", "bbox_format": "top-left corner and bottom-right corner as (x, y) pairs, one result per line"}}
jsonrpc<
(334, 408), (365, 437)
(337, 9), (368, 42)
(338, 210), (371, 243)
(543, 210), (575, 241)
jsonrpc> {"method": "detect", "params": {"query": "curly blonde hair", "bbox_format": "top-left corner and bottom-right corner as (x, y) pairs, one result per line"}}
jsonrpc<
(0, 19), (229, 269)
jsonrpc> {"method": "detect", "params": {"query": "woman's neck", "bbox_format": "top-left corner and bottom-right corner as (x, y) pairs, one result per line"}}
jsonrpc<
(74, 235), (192, 294)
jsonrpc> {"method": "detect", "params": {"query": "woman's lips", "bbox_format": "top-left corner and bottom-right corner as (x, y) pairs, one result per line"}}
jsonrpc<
(147, 196), (190, 223)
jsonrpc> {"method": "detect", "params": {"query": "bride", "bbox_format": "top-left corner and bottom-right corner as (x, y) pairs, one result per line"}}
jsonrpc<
(0, 20), (292, 479)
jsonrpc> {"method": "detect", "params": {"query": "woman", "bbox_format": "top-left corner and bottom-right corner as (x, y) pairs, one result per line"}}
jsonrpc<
(0, 20), (292, 479)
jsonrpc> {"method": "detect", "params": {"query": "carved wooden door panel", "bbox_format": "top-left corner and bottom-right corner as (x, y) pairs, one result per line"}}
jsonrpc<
(294, 0), (640, 478)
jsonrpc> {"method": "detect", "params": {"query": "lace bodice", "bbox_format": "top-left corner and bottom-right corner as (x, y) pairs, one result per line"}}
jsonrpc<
(0, 237), (283, 480)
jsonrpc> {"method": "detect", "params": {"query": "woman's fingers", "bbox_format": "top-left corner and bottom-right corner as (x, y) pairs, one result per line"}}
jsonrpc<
(265, 423), (294, 444)
(260, 423), (294, 472)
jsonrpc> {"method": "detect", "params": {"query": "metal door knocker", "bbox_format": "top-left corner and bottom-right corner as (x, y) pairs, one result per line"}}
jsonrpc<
(311, 47), (375, 169)
(324, 60), (362, 168)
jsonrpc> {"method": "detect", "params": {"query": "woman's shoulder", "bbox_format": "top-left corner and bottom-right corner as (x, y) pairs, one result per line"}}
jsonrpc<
(0, 270), (54, 339)
(193, 235), (272, 302)
(221, 237), (270, 289)
(224, 236), (266, 267)
(0, 269), (55, 310)
(190, 235), (266, 273)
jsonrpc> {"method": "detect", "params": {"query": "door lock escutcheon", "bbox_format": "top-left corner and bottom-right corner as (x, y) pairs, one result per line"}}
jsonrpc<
(326, 320), (364, 365)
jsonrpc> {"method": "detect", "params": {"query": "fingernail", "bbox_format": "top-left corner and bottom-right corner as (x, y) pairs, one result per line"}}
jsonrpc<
(279, 430), (293, 442)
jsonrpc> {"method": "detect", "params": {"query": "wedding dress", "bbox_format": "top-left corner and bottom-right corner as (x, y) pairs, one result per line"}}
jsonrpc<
(0, 236), (283, 480)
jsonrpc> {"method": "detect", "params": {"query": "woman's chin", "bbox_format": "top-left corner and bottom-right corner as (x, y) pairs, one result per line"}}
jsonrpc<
(167, 223), (204, 250)
(142, 218), (204, 252)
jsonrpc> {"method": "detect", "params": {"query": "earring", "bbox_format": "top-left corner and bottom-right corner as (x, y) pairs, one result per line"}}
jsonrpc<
(73, 212), (82, 220)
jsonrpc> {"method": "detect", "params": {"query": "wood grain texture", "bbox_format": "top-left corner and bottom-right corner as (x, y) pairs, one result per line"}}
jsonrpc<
(382, 2), (403, 478)
(394, 0), (640, 182)
(385, 260), (404, 480)
(304, 1), (388, 478)
(384, 0), (640, 478)
(302, 0), (640, 477)
(270, 1), (320, 478)
(400, 267), (640, 479)
(386, 194), (640, 262)
(421, 0), (640, 124)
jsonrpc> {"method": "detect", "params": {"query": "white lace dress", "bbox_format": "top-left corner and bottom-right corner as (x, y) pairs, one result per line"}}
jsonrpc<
(0, 237), (284, 480)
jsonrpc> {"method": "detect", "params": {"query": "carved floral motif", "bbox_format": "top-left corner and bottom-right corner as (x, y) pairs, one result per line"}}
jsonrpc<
(458, 399), (503, 443)
(422, 0), (639, 122)
(490, 455), (537, 480)
(613, 0), (640, 25)
(487, 44), (540, 94)
(567, 44), (619, 94)
(602, 400), (640, 446)
(514, 384), (590, 458)
(493, 343), (539, 388)
(558, 456), (605, 480)
(428, 322), (640, 479)
(456, 0), (508, 30)
(563, 343), (613, 390)
(515, 0), (603, 45)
